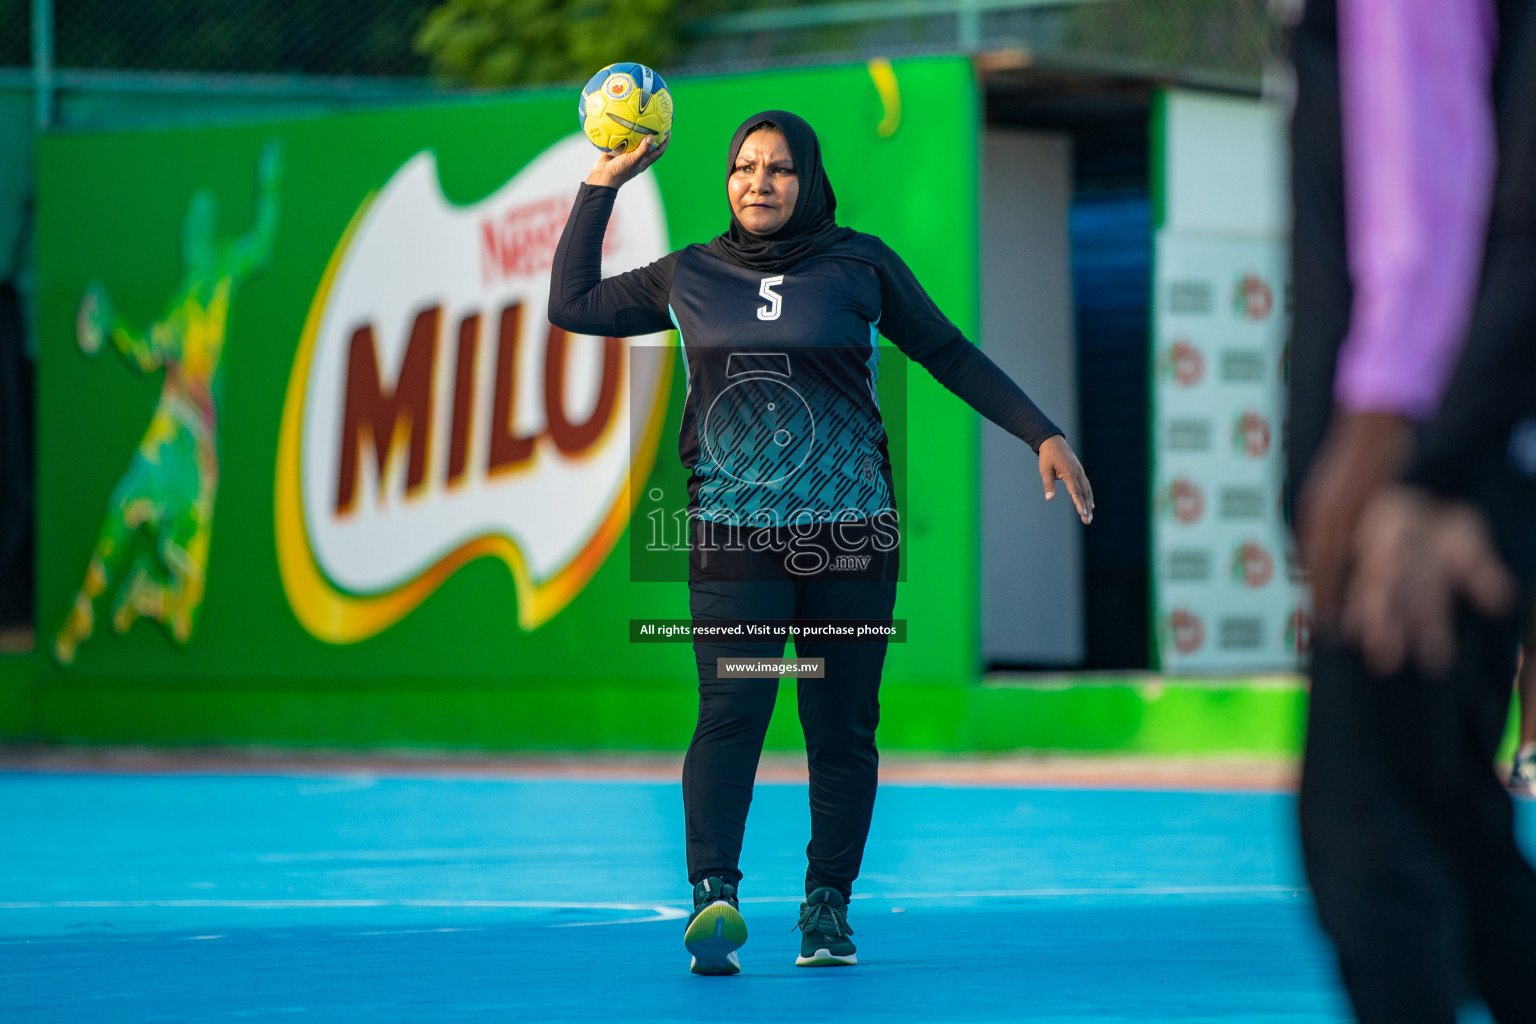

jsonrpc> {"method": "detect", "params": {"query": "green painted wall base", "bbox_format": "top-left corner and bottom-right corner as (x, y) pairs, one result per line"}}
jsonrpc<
(0, 652), (1310, 756)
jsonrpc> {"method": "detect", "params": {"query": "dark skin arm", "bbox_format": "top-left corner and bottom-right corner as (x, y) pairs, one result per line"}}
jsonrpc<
(1341, 485), (1516, 677)
(1296, 410), (1415, 629)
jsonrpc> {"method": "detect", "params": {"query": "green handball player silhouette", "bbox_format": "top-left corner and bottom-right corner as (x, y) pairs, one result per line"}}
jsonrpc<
(54, 141), (282, 665)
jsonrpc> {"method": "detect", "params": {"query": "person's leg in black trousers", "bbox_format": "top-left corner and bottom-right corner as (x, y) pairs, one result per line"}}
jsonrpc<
(682, 523), (795, 889)
(791, 538), (898, 899)
(1299, 598), (1536, 1024)
(1460, 606), (1536, 1024)
(682, 520), (899, 898)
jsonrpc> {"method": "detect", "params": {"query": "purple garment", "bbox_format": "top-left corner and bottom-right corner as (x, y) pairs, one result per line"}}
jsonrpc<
(1334, 0), (1498, 419)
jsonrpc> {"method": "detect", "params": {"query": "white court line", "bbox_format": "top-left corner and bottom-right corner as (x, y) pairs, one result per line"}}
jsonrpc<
(732, 885), (1303, 903)
(861, 885), (1302, 899)
(295, 776), (376, 796)
(1, 900), (390, 909)
(0, 899), (688, 924)
(354, 927), (481, 936)
(1, 888), (1297, 909)
(254, 848), (535, 863)
(0, 889), (1295, 927)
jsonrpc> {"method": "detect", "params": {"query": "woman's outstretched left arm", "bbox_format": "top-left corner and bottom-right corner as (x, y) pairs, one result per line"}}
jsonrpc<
(874, 240), (1094, 523)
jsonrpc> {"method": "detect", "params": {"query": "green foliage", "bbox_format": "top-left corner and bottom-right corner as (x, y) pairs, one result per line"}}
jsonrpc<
(415, 0), (684, 87)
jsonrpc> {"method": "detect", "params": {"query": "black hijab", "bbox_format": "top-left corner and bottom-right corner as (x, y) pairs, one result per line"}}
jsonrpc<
(703, 110), (855, 272)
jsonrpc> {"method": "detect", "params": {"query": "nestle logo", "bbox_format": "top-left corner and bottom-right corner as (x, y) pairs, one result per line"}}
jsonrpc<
(480, 195), (621, 283)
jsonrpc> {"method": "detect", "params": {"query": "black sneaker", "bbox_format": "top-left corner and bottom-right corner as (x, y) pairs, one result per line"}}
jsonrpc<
(683, 877), (747, 975)
(794, 886), (857, 966)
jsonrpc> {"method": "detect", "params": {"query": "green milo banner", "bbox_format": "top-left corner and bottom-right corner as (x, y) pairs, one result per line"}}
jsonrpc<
(31, 58), (985, 739)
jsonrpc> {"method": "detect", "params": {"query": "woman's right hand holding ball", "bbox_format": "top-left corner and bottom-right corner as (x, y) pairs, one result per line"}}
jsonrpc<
(586, 133), (669, 189)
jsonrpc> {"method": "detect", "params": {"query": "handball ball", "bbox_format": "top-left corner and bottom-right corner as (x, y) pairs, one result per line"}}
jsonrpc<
(579, 62), (673, 153)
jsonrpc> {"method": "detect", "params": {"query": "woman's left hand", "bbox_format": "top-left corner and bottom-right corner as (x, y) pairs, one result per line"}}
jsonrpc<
(1038, 435), (1094, 524)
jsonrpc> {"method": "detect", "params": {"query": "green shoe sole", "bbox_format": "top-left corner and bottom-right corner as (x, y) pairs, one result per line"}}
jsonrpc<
(795, 948), (858, 967)
(685, 901), (747, 975)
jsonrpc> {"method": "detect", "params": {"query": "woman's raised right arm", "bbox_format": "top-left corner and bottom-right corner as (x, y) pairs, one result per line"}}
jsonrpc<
(549, 136), (676, 337)
(548, 183), (677, 337)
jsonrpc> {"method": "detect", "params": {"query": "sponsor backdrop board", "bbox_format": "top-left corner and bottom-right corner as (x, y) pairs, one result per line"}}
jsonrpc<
(1150, 90), (1307, 672)
(31, 58), (990, 743)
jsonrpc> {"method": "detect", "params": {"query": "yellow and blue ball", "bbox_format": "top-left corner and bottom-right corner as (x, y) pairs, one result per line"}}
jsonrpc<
(579, 62), (673, 153)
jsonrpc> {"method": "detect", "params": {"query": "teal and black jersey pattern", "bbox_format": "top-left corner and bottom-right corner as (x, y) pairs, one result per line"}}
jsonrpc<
(550, 183), (1062, 524)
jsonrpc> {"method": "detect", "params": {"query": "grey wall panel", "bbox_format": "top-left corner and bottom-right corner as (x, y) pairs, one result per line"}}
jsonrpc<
(980, 129), (1084, 665)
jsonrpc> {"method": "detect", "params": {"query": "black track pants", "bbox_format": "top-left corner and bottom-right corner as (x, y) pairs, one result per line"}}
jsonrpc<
(682, 519), (898, 900)
(1298, 602), (1536, 1024)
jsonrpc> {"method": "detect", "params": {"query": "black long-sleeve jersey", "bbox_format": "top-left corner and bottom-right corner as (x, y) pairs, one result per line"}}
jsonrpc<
(550, 183), (1062, 525)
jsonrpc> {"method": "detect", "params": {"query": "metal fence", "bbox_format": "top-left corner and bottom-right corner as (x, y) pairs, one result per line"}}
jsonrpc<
(687, 0), (1274, 86)
(58, 0), (431, 76)
(0, 1), (26, 70)
(3, 0), (1275, 86)
(2, 0), (435, 76)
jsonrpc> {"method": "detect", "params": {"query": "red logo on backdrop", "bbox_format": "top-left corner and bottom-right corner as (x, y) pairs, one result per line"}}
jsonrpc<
(1233, 410), (1272, 458)
(1165, 478), (1205, 524)
(1233, 273), (1273, 321)
(1285, 604), (1313, 656)
(1169, 609), (1205, 655)
(1165, 338), (1205, 387)
(480, 196), (621, 284)
(1231, 540), (1274, 588)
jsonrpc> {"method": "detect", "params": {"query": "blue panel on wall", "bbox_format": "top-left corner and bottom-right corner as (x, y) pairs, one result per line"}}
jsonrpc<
(1070, 191), (1151, 668)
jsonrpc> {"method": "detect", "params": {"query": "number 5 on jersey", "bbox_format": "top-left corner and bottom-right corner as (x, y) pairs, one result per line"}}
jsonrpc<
(757, 275), (784, 321)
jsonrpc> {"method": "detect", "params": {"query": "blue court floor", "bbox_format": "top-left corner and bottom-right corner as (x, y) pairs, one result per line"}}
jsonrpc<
(2, 765), (1531, 1022)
